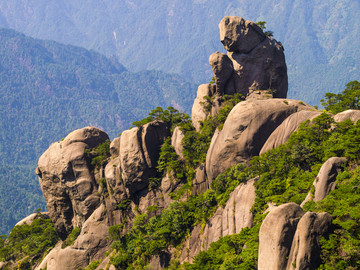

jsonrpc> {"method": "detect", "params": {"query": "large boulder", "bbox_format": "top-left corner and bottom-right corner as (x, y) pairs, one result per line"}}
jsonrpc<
(302, 157), (347, 207)
(37, 204), (110, 270)
(119, 120), (170, 195)
(209, 52), (234, 94)
(333, 109), (360, 123)
(206, 98), (313, 181)
(216, 16), (288, 98)
(260, 110), (321, 155)
(36, 127), (109, 239)
(286, 212), (332, 270)
(313, 157), (347, 202)
(219, 16), (265, 54)
(258, 203), (305, 270)
(191, 84), (216, 131)
(171, 126), (185, 159)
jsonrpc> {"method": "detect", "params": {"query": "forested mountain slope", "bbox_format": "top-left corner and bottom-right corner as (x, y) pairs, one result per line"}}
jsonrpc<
(0, 28), (196, 234)
(0, 1), (359, 105)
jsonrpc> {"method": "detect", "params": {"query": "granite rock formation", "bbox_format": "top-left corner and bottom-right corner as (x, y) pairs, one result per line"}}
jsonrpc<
(301, 157), (347, 207)
(179, 178), (256, 263)
(36, 126), (109, 239)
(206, 98), (313, 181)
(192, 16), (288, 130)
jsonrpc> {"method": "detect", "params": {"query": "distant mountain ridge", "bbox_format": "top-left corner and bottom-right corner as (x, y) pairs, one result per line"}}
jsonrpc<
(0, 1), (359, 105)
(0, 28), (196, 234)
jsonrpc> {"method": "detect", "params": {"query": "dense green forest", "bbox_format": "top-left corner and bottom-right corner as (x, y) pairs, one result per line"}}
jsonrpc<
(0, 28), (196, 234)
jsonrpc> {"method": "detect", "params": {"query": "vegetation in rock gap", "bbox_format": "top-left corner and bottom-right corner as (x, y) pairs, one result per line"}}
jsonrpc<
(0, 214), (59, 269)
(85, 140), (111, 169)
(61, 227), (81, 248)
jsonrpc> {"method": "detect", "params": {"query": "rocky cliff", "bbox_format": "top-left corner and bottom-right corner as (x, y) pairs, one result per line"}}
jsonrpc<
(1, 16), (359, 270)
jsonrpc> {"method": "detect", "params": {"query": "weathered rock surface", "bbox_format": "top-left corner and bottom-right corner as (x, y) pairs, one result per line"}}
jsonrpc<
(180, 178), (256, 263)
(119, 120), (170, 195)
(217, 16), (288, 98)
(313, 157), (347, 201)
(286, 212), (332, 270)
(219, 16), (265, 54)
(192, 163), (209, 195)
(171, 126), (185, 159)
(302, 157), (347, 207)
(260, 110), (321, 155)
(191, 84), (216, 131)
(37, 204), (110, 270)
(209, 52), (234, 94)
(109, 136), (121, 157)
(334, 109), (360, 123)
(206, 99), (313, 181)
(36, 126), (109, 239)
(227, 38), (287, 99)
(258, 203), (305, 270)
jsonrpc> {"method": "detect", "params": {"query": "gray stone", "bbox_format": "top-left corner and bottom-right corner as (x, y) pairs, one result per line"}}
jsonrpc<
(302, 157), (347, 207)
(206, 99), (313, 181)
(191, 84), (216, 131)
(209, 52), (234, 94)
(286, 212), (332, 270)
(258, 203), (304, 270)
(119, 120), (170, 195)
(36, 126), (108, 239)
(171, 126), (185, 159)
(260, 110), (321, 155)
(180, 178), (256, 263)
(110, 136), (121, 157)
(219, 16), (265, 54)
(333, 109), (360, 123)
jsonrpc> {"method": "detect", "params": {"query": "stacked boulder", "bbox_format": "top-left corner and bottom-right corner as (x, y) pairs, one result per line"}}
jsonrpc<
(192, 16), (288, 131)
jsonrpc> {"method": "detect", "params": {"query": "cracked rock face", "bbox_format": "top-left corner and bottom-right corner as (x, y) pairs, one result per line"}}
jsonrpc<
(119, 120), (170, 195)
(36, 127), (109, 239)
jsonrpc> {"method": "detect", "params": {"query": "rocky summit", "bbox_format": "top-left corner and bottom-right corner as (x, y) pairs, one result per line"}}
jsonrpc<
(1, 16), (359, 270)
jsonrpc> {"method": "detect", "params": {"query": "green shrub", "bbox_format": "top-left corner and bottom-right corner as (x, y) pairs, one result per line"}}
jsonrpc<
(61, 227), (81, 248)
(0, 216), (59, 266)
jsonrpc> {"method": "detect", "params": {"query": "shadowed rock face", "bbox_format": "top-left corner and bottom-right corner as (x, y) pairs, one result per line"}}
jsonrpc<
(219, 16), (266, 54)
(258, 203), (305, 270)
(206, 98), (314, 181)
(119, 120), (170, 195)
(36, 127), (109, 239)
(287, 212), (332, 270)
(192, 16), (288, 131)
(301, 157), (347, 207)
(217, 16), (287, 98)
(260, 110), (321, 155)
(179, 178), (257, 263)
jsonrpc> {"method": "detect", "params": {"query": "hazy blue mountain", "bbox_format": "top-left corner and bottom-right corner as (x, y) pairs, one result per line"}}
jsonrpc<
(0, 1), (359, 105)
(0, 28), (196, 234)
